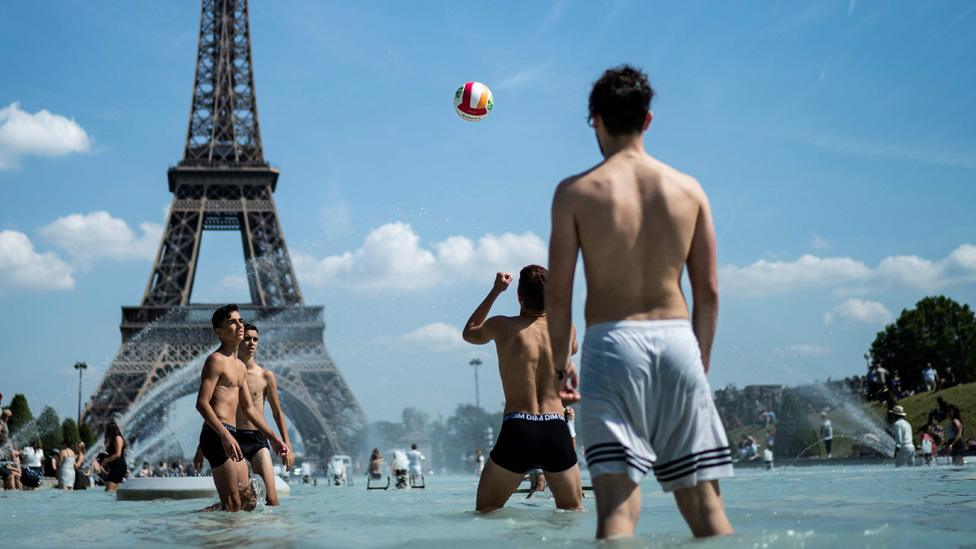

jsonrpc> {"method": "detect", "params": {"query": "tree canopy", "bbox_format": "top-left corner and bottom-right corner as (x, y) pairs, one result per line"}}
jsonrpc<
(5, 393), (33, 434)
(78, 423), (95, 448)
(36, 406), (63, 452)
(869, 295), (976, 388)
(62, 418), (81, 448)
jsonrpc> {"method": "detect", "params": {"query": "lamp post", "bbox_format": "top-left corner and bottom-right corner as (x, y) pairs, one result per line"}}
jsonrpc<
(469, 358), (482, 408)
(74, 361), (88, 424)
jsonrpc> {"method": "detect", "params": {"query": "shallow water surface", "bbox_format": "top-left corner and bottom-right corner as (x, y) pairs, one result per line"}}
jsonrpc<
(0, 465), (973, 547)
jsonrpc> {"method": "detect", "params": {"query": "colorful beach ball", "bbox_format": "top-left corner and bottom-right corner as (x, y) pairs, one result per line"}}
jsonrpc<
(454, 81), (494, 122)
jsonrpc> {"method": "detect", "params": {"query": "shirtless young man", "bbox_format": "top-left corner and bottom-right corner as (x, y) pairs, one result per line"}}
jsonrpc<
(547, 65), (734, 539)
(195, 304), (288, 512)
(462, 266), (582, 512)
(195, 322), (295, 506)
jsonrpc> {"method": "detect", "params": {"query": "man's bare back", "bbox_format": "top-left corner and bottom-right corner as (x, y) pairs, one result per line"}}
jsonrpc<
(565, 151), (710, 326)
(488, 315), (567, 414)
(549, 150), (718, 374)
(462, 273), (576, 414)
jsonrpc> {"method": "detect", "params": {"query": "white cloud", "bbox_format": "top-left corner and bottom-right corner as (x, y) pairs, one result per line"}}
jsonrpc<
(40, 211), (162, 268)
(295, 222), (546, 291)
(0, 102), (94, 169)
(722, 244), (976, 297)
(720, 255), (872, 297)
(0, 230), (75, 293)
(875, 245), (976, 289)
(774, 344), (832, 358)
(824, 298), (893, 326)
(400, 322), (465, 351)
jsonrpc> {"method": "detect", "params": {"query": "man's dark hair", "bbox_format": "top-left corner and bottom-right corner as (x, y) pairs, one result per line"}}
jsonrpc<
(244, 323), (259, 334)
(411, 443), (418, 450)
(518, 265), (548, 313)
(588, 64), (654, 136)
(212, 304), (239, 330)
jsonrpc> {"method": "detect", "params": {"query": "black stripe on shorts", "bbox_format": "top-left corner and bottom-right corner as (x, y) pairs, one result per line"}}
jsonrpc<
(651, 446), (731, 476)
(654, 450), (733, 483)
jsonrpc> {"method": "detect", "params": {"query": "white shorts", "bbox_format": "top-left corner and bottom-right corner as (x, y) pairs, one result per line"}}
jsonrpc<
(579, 320), (733, 492)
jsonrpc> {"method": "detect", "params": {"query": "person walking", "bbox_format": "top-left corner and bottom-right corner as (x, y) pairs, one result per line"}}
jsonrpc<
(73, 442), (89, 489)
(946, 406), (965, 466)
(820, 413), (834, 458)
(888, 406), (915, 467)
(922, 363), (937, 392)
(58, 444), (76, 490)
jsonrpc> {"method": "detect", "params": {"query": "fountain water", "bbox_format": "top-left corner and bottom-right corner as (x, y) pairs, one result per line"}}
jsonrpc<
(803, 383), (896, 458)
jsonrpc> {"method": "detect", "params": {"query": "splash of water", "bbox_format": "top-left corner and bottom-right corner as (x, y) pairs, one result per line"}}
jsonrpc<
(804, 383), (896, 457)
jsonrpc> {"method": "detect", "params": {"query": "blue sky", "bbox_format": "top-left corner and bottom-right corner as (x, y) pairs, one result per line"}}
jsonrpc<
(1, 1), (974, 426)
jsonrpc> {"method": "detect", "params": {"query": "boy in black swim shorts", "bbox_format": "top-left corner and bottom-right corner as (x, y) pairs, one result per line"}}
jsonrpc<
(462, 267), (583, 512)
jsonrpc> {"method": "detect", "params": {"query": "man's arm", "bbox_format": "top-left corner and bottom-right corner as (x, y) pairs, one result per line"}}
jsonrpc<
(461, 272), (511, 344)
(238, 367), (287, 456)
(547, 180), (580, 401)
(686, 187), (719, 374)
(195, 356), (243, 462)
(264, 371), (295, 467)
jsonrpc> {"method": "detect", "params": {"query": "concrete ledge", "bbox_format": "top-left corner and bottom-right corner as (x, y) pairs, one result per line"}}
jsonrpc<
(116, 476), (290, 501)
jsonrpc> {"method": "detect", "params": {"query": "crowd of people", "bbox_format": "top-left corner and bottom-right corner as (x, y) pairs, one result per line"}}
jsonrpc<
(0, 398), (133, 492)
(864, 361), (960, 403)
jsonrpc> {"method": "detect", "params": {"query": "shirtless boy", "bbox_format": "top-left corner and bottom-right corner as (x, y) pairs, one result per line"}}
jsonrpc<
(547, 65), (733, 539)
(195, 304), (287, 512)
(195, 322), (295, 505)
(462, 266), (582, 512)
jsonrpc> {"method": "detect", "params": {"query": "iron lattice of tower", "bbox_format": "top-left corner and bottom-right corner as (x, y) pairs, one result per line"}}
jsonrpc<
(84, 0), (366, 466)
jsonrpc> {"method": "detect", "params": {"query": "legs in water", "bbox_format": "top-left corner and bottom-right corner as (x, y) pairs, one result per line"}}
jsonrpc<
(250, 448), (278, 506)
(543, 465), (583, 511)
(592, 473), (641, 539)
(673, 480), (733, 537)
(592, 474), (733, 539)
(211, 460), (245, 512)
(474, 458), (525, 512)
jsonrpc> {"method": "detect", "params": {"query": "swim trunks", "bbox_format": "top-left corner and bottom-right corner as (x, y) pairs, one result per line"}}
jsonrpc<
(199, 423), (236, 469)
(235, 428), (270, 461)
(580, 320), (733, 492)
(489, 412), (577, 474)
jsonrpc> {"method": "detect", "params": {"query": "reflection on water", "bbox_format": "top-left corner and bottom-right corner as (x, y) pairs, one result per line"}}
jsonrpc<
(0, 467), (973, 547)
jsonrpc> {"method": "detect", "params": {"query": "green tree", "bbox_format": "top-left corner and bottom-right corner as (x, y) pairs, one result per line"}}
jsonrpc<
(401, 407), (429, 435)
(369, 421), (404, 451)
(445, 404), (498, 458)
(774, 392), (818, 459)
(6, 393), (33, 434)
(78, 423), (95, 447)
(869, 295), (976, 387)
(36, 406), (63, 452)
(62, 418), (81, 448)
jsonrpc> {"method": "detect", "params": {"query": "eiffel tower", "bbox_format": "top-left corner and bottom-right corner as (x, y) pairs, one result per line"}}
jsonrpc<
(84, 0), (365, 466)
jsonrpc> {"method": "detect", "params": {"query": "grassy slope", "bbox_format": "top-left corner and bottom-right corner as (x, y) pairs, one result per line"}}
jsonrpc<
(725, 382), (975, 459)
